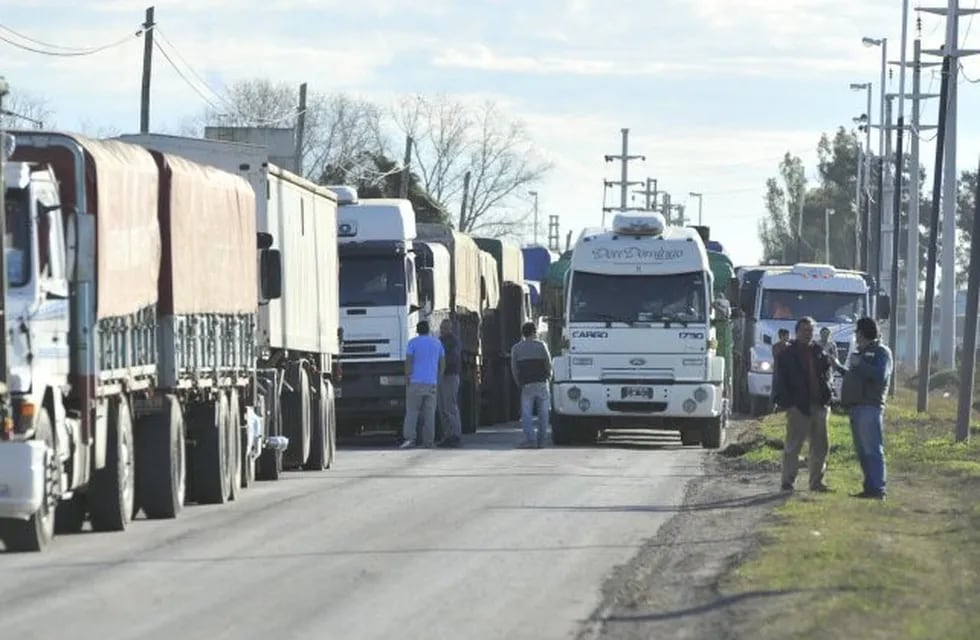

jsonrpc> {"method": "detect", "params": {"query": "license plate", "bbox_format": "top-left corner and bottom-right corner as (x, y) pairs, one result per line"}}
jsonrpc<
(621, 386), (654, 399)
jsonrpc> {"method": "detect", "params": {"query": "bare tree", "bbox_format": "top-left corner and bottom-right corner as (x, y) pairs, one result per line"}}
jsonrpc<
(188, 78), (387, 184)
(0, 91), (53, 130)
(392, 95), (552, 236)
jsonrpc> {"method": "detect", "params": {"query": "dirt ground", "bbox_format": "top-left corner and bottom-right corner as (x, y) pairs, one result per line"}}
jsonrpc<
(577, 417), (787, 640)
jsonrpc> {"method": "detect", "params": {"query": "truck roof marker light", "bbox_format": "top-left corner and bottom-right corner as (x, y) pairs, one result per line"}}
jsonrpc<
(611, 212), (666, 237)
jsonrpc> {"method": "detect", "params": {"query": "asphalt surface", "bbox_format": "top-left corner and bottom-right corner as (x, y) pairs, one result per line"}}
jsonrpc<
(0, 426), (706, 640)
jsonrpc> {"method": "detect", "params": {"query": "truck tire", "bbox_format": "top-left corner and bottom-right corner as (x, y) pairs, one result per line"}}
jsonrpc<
(0, 411), (57, 552)
(282, 365), (311, 469)
(90, 395), (136, 532)
(134, 394), (185, 519)
(680, 429), (701, 446)
(190, 394), (230, 505)
(701, 417), (724, 449)
(54, 493), (86, 535)
(304, 378), (328, 471)
(226, 390), (242, 501)
(551, 414), (574, 446)
(749, 395), (769, 417)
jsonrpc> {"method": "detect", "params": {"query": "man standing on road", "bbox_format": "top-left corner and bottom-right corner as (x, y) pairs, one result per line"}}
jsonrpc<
(839, 317), (892, 501)
(437, 319), (463, 448)
(401, 321), (445, 449)
(510, 321), (552, 448)
(772, 316), (836, 493)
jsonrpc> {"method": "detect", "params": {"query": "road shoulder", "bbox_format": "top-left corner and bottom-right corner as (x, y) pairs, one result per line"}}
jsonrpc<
(579, 419), (785, 640)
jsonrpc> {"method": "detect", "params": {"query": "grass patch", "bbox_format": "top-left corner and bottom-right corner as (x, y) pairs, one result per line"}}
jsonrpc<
(723, 390), (980, 639)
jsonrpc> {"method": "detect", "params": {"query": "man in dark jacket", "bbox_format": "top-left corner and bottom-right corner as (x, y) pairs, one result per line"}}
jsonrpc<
(772, 316), (837, 492)
(839, 317), (892, 500)
(510, 321), (552, 448)
(436, 319), (464, 448)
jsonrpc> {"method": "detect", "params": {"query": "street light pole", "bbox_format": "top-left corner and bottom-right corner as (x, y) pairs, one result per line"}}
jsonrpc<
(688, 192), (703, 225)
(0, 76), (10, 391)
(527, 190), (539, 245)
(825, 208), (835, 263)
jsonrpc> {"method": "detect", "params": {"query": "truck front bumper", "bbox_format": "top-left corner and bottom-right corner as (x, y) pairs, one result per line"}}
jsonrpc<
(747, 371), (772, 399)
(551, 380), (722, 419)
(0, 441), (46, 520)
(336, 361), (407, 423)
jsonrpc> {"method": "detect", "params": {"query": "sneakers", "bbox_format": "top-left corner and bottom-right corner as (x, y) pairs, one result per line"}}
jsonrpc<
(850, 490), (886, 501)
(399, 439), (415, 449)
(810, 484), (833, 493)
(437, 436), (463, 448)
(516, 441), (537, 449)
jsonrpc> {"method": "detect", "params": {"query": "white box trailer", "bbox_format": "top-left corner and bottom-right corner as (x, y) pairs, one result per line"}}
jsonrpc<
(117, 133), (340, 477)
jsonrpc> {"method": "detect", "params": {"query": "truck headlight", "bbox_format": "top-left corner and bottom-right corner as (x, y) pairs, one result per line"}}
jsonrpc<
(567, 386), (582, 400)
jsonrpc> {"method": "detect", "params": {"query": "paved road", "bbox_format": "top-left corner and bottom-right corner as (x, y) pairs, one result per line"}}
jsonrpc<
(0, 427), (706, 640)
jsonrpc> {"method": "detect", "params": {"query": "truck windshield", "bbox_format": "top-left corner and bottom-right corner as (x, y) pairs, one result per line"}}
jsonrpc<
(760, 290), (865, 323)
(569, 271), (707, 324)
(4, 188), (32, 288)
(340, 256), (407, 307)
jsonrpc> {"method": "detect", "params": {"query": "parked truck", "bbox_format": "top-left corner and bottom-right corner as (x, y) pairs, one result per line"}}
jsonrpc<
(416, 223), (483, 433)
(0, 131), (299, 552)
(329, 186), (451, 436)
(731, 262), (890, 416)
(549, 213), (728, 448)
(475, 237), (530, 424)
(118, 133), (340, 478)
(520, 244), (557, 318)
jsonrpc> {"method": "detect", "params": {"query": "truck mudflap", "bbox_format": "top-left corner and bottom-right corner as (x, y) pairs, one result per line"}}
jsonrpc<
(551, 381), (723, 418)
(0, 441), (47, 521)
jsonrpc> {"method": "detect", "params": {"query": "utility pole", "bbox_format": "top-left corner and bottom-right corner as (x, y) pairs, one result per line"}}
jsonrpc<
(399, 135), (413, 200)
(459, 170), (471, 230)
(632, 177), (658, 210)
(888, 0), (909, 391)
(547, 214), (560, 252)
(917, 53), (952, 413)
(0, 77), (10, 390)
(955, 156), (980, 442)
(602, 127), (645, 227)
(892, 37), (941, 366)
(921, 0), (980, 369)
(139, 6), (155, 133)
(673, 204), (690, 226)
(294, 82), (307, 176)
(662, 193), (673, 223)
(881, 95), (895, 316)
(851, 81), (874, 271)
(689, 192), (703, 225)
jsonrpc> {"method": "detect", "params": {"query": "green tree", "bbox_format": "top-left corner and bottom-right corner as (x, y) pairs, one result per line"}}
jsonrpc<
(954, 169), (979, 283)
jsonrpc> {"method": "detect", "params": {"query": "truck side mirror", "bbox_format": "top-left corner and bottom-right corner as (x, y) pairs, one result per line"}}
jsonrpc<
(877, 294), (891, 321)
(260, 249), (283, 300)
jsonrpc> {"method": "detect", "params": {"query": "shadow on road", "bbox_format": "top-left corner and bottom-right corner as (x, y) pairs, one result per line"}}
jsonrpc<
(488, 491), (785, 514)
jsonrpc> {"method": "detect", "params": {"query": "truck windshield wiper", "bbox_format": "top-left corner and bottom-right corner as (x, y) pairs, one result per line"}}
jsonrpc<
(585, 312), (634, 326)
(659, 312), (690, 327)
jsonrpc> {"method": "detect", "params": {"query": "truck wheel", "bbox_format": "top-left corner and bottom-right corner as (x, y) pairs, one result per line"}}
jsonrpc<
(90, 395), (136, 532)
(551, 414), (573, 446)
(701, 416), (724, 449)
(282, 365), (311, 469)
(304, 379), (328, 471)
(680, 429), (701, 446)
(226, 390), (242, 501)
(134, 394), (185, 519)
(191, 394), (230, 504)
(749, 395), (769, 417)
(0, 411), (57, 552)
(54, 494), (86, 535)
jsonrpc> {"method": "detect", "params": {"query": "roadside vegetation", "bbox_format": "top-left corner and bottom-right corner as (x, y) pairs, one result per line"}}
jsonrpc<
(723, 387), (980, 640)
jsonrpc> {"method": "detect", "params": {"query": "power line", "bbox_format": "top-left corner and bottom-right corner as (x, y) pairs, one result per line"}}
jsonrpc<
(152, 38), (223, 112)
(0, 22), (147, 56)
(153, 26), (227, 106)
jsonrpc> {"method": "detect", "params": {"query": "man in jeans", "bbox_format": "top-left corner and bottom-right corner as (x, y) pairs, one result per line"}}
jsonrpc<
(772, 316), (836, 492)
(510, 321), (552, 448)
(436, 319), (463, 448)
(400, 321), (445, 449)
(839, 317), (892, 500)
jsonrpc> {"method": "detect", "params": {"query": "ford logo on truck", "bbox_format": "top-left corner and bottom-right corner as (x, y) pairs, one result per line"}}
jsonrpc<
(572, 330), (609, 339)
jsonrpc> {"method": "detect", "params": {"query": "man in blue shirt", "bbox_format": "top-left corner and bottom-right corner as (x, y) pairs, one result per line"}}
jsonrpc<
(839, 317), (893, 500)
(401, 321), (445, 449)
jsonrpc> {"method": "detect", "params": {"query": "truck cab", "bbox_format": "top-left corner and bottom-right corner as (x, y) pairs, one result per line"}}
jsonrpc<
(332, 187), (426, 434)
(550, 213), (727, 449)
(733, 263), (889, 415)
(0, 158), (73, 548)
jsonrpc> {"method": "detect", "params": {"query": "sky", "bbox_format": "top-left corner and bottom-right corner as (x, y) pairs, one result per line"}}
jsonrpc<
(2, 0), (980, 267)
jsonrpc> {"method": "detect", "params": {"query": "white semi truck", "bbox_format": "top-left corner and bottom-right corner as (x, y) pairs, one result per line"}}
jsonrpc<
(731, 263), (890, 416)
(550, 213), (728, 448)
(329, 187), (451, 436)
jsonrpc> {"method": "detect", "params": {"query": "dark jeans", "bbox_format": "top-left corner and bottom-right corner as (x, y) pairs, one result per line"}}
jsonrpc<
(849, 405), (887, 495)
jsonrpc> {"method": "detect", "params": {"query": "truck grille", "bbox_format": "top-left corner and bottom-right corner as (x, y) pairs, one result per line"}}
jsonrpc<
(341, 339), (391, 360)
